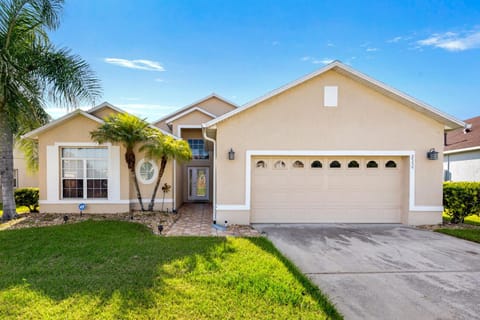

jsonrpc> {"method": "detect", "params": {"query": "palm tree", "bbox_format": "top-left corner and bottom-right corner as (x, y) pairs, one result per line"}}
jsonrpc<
(15, 102), (51, 172)
(0, 0), (101, 221)
(140, 131), (192, 211)
(90, 113), (150, 211)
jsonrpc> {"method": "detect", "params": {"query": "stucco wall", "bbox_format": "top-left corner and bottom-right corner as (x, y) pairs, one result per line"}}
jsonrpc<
(130, 144), (174, 211)
(36, 112), (176, 213)
(214, 69), (445, 224)
(444, 150), (480, 181)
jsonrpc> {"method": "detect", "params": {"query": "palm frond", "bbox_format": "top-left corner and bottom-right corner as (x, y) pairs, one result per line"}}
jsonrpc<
(140, 132), (192, 163)
(91, 113), (150, 149)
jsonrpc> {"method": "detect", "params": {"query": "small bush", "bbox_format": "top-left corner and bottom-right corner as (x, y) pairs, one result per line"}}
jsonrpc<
(443, 182), (480, 224)
(14, 188), (39, 213)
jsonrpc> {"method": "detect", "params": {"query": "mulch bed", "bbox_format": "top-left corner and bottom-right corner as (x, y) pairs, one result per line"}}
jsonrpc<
(3, 210), (179, 235)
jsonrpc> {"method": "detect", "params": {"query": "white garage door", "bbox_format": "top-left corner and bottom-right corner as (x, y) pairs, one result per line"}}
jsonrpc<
(251, 156), (405, 223)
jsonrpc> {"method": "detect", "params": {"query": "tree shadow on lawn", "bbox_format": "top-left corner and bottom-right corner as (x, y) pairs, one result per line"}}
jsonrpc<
(0, 221), (228, 313)
(245, 237), (342, 320)
(0, 221), (341, 319)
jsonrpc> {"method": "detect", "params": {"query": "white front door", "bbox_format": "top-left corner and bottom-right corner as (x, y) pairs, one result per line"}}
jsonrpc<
(188, 167), (209, 201)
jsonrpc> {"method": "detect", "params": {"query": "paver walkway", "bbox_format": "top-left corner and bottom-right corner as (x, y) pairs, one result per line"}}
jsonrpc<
(166, 203), (260, 237)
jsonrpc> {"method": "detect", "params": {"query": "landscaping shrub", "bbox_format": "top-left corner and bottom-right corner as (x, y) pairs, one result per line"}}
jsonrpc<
(14, 188), (39, 213)
(443, 182), (480, 223)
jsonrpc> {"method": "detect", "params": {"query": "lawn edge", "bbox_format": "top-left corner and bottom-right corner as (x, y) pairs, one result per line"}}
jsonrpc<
(434, 228), (480, 244)
(246, 237), (343, 320)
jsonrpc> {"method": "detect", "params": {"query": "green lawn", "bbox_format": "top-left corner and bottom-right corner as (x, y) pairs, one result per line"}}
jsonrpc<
(442, 213), (480, 226)
(0, 221), (340, 320)
(435, 228), (480, 243)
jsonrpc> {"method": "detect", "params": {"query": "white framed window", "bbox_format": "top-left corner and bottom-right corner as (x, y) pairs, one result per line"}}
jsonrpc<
(324, 86), (338, 107)
(61, 147), (108, 199)
(136, 159), (158, 184)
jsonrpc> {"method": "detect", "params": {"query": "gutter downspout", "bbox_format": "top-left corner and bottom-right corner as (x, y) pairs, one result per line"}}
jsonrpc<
(202, 125), (217, 222)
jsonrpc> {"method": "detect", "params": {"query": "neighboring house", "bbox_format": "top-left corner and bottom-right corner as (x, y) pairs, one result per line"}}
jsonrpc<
(0, 147), (39, 199)
(24, 61), (465, 225)
(444, 116), (480, 181)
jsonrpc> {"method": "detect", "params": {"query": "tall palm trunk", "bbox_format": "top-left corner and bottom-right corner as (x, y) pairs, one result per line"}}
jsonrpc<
(125, 149), (144, 211)
(0, 113), (16, 221)
(148, 156), (167, 211)
(131, 169), (145, 211)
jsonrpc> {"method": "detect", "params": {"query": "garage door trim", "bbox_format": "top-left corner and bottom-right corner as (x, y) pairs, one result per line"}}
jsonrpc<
(215, 150), (442, 213)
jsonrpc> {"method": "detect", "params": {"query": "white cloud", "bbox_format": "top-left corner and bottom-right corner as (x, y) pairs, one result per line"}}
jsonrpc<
(104, 58), (165, 71)
(326, 42), (335, 47)
(313, 58), (334, 65)
(417, 30), (480, 51)
(45, 105), (91, 119)
(115, 103), (178, 121)
(301, 56), (334, 65)
(154, 78), (164, 82)
(116, 103), (173, 111)
(45, 103), (177, 121)
(387, 36), (403, 43)
(366, 47), (378, 52)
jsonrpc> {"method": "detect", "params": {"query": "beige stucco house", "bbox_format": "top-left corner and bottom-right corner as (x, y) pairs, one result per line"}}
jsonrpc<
(24, 61), (465, 225)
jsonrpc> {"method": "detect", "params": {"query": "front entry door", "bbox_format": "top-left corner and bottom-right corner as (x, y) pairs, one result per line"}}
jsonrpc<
(188, 167), (209, 201)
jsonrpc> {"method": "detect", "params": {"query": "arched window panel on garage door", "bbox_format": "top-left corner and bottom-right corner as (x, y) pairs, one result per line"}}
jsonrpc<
(256, 160), (267, 168)
(292, 160), (304, 168)
(329, 160), (341, 168)
(311, 160), (322, 168)
(366, 160), (379, 168)
(385, 160), (397, 168)
(274, 160), (287, 169)
(348, 160), (360, 168)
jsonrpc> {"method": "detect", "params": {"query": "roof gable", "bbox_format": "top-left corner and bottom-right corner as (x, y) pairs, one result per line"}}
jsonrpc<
(152, 93), (237, 126)
(22, 109), (104, 139)
(164, 107), (216, 124)
(204, 61), (464, 130)
(87, 101), (124, 119)
(23, 102), (179, 140)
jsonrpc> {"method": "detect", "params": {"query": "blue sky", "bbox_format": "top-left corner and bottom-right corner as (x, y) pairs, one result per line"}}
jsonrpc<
(48, 0), (480, 121)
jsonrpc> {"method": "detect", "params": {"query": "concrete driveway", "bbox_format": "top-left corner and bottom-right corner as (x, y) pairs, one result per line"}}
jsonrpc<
(254, 224), (480, 320)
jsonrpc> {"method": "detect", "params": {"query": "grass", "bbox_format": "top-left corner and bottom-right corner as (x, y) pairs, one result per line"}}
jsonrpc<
(442, 213), (480, 226)
(0, 221), (341, 320)
(435, 228), (480, 243)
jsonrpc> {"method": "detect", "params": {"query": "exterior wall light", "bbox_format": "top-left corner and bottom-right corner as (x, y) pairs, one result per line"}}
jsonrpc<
(228, 148), (235, 160)
(427, 148), (439, 160)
